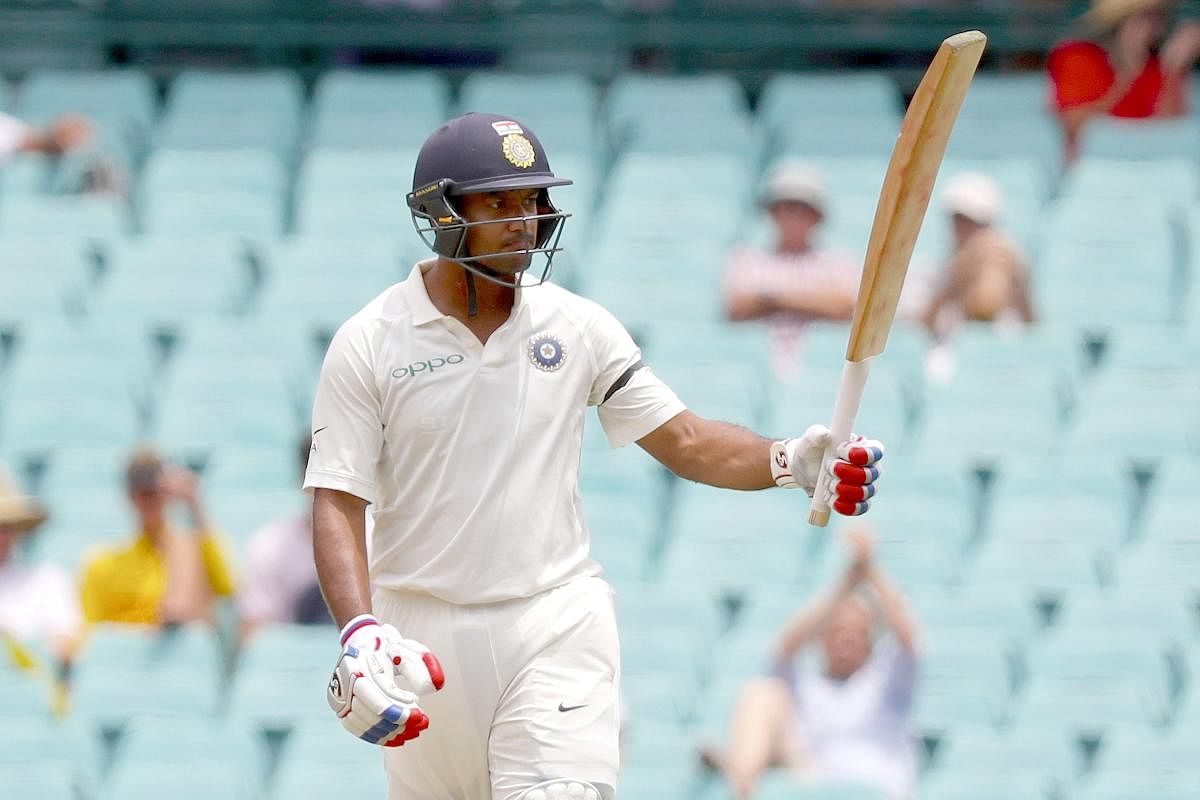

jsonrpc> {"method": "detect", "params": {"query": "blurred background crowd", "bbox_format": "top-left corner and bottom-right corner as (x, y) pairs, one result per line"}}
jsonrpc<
(1, 0), (1199, 799)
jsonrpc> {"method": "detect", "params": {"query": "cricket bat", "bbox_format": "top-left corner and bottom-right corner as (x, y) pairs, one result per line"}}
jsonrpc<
(808, 30), (986, 527)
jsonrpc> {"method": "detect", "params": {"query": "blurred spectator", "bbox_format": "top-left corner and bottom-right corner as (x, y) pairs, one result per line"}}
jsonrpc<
(237, 437), (331, 640)
(1048, 0), (1200, 161)
(0, 111), (93, 165)
(80, 447), (234, 626)
(920, 172), (1034, 343)
(0, 465), (82, 666)
(722, 162), (859, 381)
(701, 530), (919, 800)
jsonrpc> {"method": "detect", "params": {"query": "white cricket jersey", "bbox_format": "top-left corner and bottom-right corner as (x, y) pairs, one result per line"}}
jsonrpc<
(304, 261), (686, 604)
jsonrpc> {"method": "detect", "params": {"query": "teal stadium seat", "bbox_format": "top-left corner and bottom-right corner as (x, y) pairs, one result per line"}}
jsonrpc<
(767, 364), (912, 455)
(272, 724), (388, 799)
(1060, 155), (1197, 204)
(110, 715), (266, 795)
(942, 115), (1061, 171)
(154, 352), (304, 456)
(71, 623), (224, 733)
(107, 761), (260, 800)
(659, 483), (808, 597)
(1088, 726), (1200, 796)
(956, 73), (1052, 125)
(1011, 630), (1174, 737)
(263, 235), (408, 285)
(758, 73), (901, 160)
(159, 69), (302, 161)
(1080, 117), (1200, 164)
(294, 150), (415, 236)
(229, 625), (336, 732)
(1067, 365), (1200, 461)
(204, 445), (306, 493)
(311, 69), (447, 151)
(0, 713), (101, 796)
(915, 634), (1016, 732)
(139, 148), (287, 236)
(933, 723), (1080, 786)
(915, 364), (1067, 465)
(88, 236), (254, 325)
(1056, 586), (1197, 641)
(603, 73), (747, 147)
(0, 765), (78, 800)
(0, 193), (130, 237)
(920, 768), (1054, 800)
(0, 237), (92, 323)
(0, 665), (60, 718)
(747, 772), (888, 800)
(585, 496), (658, 586)
(34, 485), (133, 570)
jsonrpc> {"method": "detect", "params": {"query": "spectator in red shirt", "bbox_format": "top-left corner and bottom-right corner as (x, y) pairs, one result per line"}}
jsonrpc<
(1048, 0), (1200, 162)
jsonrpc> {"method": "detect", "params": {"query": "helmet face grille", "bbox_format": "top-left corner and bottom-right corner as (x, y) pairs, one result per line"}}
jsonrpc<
(408, 186), (570, 288)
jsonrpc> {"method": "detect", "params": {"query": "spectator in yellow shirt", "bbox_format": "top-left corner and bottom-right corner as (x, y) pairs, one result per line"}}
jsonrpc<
(80, 447), (234, 626)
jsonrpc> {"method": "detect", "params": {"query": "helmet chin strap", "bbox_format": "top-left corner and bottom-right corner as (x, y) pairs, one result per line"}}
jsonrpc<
(466, 270), (478, 317)
(459, 255), (524, 318)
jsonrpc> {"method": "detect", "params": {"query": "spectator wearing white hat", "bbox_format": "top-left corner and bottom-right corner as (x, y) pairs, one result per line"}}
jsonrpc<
(722, 162), (859, 381)
(920, 172), (1034, 344)
(0, 465), (82, 668)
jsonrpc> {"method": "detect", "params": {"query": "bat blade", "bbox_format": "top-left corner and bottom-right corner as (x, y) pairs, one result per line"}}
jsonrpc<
(847, 30), (986, 362)
(808, 30), (985, 527)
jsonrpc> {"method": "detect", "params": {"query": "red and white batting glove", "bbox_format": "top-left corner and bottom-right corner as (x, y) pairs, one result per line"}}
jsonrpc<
(327, 614), (445, 747)
(771, 424), (884, 516)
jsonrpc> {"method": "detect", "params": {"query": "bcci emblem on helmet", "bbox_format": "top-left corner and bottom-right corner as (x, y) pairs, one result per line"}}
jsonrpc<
(502, 134), (536, 169)
(528, 332), (566, 372)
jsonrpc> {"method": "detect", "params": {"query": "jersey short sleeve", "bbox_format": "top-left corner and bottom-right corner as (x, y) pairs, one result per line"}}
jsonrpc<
(304, 319), (385, 504)
(584, 304), (685, 448)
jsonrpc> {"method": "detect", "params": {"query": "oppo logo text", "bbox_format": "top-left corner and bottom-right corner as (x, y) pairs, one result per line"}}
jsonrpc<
(392, 354), (465, 379)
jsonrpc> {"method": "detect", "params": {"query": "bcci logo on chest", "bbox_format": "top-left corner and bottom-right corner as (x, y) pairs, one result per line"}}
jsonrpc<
(528, 332), (566, 372)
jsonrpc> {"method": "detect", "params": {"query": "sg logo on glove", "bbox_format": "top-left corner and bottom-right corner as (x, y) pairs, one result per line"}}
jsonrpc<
(330, 615), (445, 748)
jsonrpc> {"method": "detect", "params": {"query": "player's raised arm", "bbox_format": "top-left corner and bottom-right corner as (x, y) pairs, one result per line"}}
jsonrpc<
(635, 410), (884, 517)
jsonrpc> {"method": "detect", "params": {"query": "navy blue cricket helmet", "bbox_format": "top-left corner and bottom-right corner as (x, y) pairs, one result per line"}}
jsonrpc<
(406, 112), (572, 288)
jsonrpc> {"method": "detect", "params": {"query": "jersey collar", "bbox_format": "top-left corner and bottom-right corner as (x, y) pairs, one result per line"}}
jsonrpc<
(404, 260), (527, 327)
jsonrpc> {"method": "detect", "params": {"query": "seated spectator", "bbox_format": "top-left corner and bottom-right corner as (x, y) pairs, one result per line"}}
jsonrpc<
(0, 111), (93, 165)
(701, 530), (919, 800)
(0, 465), (82, 667)
(237, 437), (331, 640)
(722, 162), (859, 381)
(1048, 0), (1200, 161)
(80, 447), (234, 626)
(920, 172), (1034, 346)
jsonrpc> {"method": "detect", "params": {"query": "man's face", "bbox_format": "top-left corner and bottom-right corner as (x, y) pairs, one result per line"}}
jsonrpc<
(128, 479), (166, 526)
(457, 189), (541, 276)
(769, 200), (822, 247)
(821, 598), (873, 680)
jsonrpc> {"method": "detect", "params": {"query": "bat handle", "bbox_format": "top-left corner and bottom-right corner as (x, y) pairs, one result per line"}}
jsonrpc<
(807, 358), (873, 527)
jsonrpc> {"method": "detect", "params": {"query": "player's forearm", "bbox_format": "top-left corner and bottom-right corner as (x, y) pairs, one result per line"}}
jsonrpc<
(640, 412), (774, 490)
(312, 488), (373, 629)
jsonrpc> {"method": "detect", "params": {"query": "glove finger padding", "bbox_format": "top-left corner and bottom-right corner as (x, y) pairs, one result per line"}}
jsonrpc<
(835, 437), (885, 467)
(382, 629), (446, 695)
(345, 670), (427, 747)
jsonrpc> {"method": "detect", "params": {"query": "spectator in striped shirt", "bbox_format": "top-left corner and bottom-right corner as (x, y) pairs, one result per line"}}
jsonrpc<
(722, 162), (858, 381)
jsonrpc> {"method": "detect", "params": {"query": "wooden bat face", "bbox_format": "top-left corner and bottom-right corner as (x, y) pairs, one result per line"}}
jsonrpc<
(847, 30), (987, 362)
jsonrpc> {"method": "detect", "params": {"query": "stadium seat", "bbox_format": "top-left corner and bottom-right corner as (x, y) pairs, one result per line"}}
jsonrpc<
(966, 536), (1106, 608)
(16, 68), (156, 162)
(586, 498), (659, 585)
(161, 69), (302, 158)
(617, 762), (706, 800)
(261, 234), (409, 285)
(910, 585), (1040, 644)
(1055, 586), (1197, 641)
(753, 772), (888, 800)
(457, 72), (598, 157)
(943, 116), (1061, 170)
(228, 625), (335, 732)
(107, 761), (260, 800)
(272, 723), (388, 799)
(109, 715), (266, 792)
(934, 723), (1081, 784)
(89, 236), (255, 325)
(0, 765), (78, 800)
(604, 73), (747, 140)
(154, 354), (304, 455)
(0, 666), (59, 718)
(1080, 118), (1200, 164)
(758, 72), (899, 122)
(0, 713), (101, 794)
(914, 634), (1017, 732)
(203, 445), (306, 493)
(310, 69), (446, 150)
(955, 73), (1052, 124)
(988, 453), (1132, 514)
(1067, 367), (1200, 461)
(71, 623), (224, 733)
(919, 768), (1054, 800)
(0, 193), (130, 238)
(1088, 727), (1200, 793)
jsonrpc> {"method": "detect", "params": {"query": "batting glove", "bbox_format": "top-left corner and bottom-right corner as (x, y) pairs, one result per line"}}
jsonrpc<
(327, 614), (445, 747)
(771, 424), (885, 516)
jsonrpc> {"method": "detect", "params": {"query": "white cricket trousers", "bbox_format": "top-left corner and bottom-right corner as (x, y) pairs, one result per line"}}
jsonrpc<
(373, 576), (621, 800)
